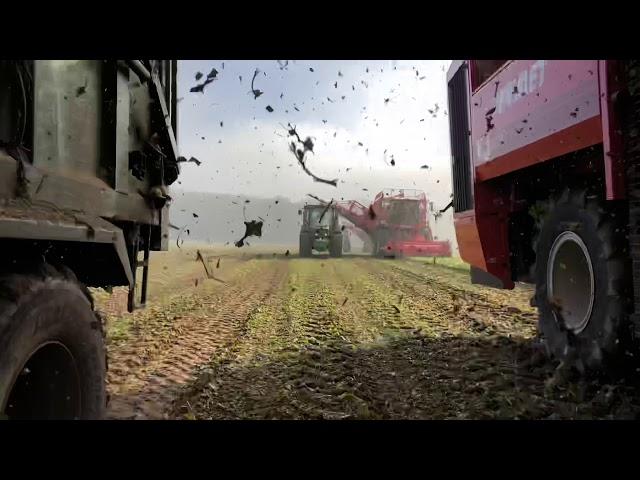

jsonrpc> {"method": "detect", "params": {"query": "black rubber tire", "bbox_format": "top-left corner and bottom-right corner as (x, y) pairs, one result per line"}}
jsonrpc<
(533, 188), (630, 370)
(342, 234), (351, 253)
(362, 236), (374, 254)
(0, 268), (106, 419)
(330, 233), (343, 258)
(299, 233), (313, 258)
(373, 227), (392, 258)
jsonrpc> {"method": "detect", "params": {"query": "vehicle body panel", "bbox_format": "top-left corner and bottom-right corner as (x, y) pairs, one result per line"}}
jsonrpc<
(447, 59), (623, 287)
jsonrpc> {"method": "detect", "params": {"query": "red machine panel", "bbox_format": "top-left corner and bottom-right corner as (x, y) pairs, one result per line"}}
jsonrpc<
(470, 60), (602, 181)
(447, 60), (627, 288)
(330, 189), (452, 257)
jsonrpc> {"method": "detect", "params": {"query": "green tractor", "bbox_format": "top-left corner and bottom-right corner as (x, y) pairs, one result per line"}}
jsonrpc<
(299, 204), (343, 258)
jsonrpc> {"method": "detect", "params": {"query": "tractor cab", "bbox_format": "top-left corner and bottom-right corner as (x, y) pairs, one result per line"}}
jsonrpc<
(299, 204), (343, 257)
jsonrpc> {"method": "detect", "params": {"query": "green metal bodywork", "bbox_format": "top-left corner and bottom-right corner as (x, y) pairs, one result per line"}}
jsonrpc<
(0, 60), (179, 294)
(313, 229), (330, 252)
(300, 204), (342, 256)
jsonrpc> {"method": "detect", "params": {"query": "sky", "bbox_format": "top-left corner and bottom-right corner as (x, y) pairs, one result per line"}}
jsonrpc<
(174, 60), (456, 244)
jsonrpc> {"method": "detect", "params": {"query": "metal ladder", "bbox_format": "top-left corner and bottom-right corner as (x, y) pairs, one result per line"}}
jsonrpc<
(127, 224), (151, 313)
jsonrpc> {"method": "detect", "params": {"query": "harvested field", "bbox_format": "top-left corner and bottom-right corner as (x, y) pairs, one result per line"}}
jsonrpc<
(95, 246), (640, 420)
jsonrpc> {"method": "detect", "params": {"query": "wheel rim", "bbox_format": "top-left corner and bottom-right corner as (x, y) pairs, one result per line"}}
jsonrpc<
(547, 231), (595, 333)
(4, 341), (81, 419)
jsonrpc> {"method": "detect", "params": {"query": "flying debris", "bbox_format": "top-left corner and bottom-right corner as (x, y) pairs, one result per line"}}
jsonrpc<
(235, 220), (263, 247)
(286, 124), (338, 187)
(177, 156), (202, 166)
(191, 70), (218, 94)
(319, 199), (334, 223)
(190, 78), (215, 93)
(251, 69), (264, 99)
(176, 225), (189, 249)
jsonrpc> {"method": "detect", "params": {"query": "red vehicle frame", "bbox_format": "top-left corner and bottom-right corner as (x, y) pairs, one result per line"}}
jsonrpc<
(448, 60), (623, 288)
(333, 188), (452, 257)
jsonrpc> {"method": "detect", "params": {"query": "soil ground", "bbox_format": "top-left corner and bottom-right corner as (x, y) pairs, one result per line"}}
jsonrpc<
(94, 245), (640, 420)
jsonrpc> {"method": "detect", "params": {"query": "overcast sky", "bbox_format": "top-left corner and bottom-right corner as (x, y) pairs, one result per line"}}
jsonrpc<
(175, 60), (456, 242)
